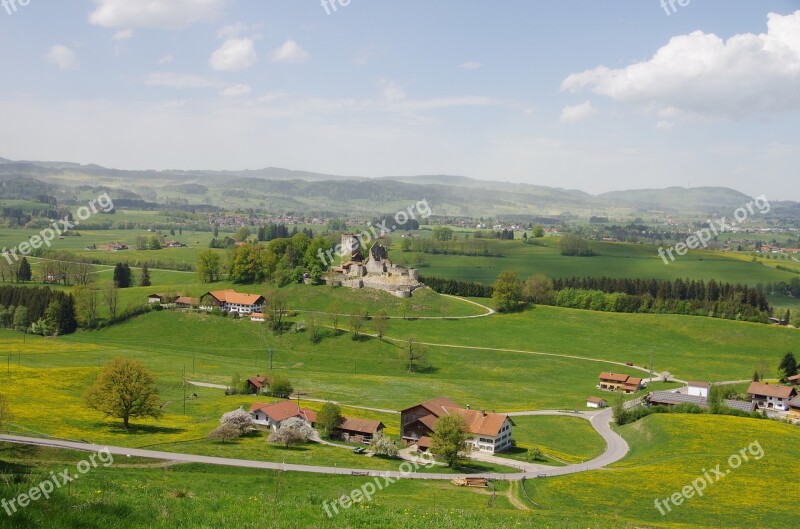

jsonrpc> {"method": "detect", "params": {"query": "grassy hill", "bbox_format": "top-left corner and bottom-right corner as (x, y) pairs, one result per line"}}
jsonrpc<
(525, 414), (797, 529)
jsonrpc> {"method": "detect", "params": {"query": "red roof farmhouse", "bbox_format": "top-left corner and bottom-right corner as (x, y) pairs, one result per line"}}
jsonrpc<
(199, 289), (265, 316)
(400, 397), (514, 454)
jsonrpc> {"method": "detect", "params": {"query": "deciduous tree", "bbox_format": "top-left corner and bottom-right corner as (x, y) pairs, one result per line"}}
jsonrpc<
(431, 415), (469, 468)
(84, 358), (163, 429)
(316, 402), (342, 438)
(267, 417), (314, 448)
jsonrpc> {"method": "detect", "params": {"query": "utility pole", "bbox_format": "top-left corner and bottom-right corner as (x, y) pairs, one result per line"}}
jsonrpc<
(183, 364), (186, 415)
(649, 351), (654, 383)
(268, 347), (274, 371)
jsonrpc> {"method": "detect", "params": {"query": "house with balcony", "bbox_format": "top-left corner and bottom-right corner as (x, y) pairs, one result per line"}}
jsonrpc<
(747, 382), (797, 411)
(199, 289), (265, 316)
(400, 397), (514, 454)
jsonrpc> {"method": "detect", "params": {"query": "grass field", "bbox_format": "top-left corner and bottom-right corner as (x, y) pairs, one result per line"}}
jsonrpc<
(524, 414), (797, 529)
(496, 415), (606, 465)
(403, 237), (799, 285)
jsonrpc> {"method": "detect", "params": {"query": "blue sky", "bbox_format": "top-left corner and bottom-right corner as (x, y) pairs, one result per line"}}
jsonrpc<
(1, 0), (799, 199)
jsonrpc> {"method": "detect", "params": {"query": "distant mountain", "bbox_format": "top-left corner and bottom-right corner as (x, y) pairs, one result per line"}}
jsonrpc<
(0, 157), (796, 220)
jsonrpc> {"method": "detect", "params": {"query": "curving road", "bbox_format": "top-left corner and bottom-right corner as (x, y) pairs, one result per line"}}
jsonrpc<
(0, 408), (627, 481)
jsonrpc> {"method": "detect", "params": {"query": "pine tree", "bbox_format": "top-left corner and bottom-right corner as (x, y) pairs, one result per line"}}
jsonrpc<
(140, 264), (151, 287)
(17, 258), (31, 282)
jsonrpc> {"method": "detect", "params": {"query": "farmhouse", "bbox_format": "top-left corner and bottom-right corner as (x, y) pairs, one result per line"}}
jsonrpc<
(199, 289), (265, 316)
(647, 390), (756, 413)
(400, 397), (514, 454)
(249, 401), (304, 431)
(598, 372), (643, 394)
(747, 382), (797, 411)
(687, 381), (711, 398)
(586, 397), (608, 409)
(246, 375), (269, 394)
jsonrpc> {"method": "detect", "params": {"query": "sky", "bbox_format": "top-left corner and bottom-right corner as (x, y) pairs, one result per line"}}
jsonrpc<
(0, 0), (799, 200)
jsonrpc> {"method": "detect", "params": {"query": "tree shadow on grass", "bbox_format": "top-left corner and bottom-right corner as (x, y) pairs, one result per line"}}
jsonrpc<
(99, 423), (187, 436)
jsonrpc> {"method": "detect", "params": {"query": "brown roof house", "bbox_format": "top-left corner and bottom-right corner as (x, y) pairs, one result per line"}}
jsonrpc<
(747, 382), (797, 411)
(400, 397), (514, 454)
(598, 372), (643, 394)
(248, 401), (304, 431)
(246, 375), (269, 395)
(199, 290), (265, 316)
(334, 418), (385, 444)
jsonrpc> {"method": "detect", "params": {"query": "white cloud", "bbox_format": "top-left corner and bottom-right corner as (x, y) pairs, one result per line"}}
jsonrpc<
(272, 40), (309, 64)
(460, 61), (482, 70)
(145, 72), (219, 89)
(112, 29), (133, 41)
(221, 84), (252, 97)
(89, 0), (229, 29)
(561, 10), (800, 119)
(157, 54), (174, 65)
(210, 38), (258, 72)
(559, 101), (596, 124)
(44, 45), (79, 71)
(381, 79), (406, 103)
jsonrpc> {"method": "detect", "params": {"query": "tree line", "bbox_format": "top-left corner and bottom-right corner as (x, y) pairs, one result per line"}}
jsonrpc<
(552, 276), (770, 311)
(0, 285), (77, 335)
(420, 276), (494, 298)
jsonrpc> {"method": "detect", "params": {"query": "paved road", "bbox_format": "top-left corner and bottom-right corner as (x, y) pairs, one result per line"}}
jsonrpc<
(0, 408), (628, 481)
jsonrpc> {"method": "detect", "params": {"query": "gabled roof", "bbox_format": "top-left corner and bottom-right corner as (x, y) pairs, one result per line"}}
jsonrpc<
(418, 414), (438, 431)
(587, 396), (607, 404)
(175, 296), (198, 305)
(300, 408), (317, 423)
(789, 396), (800, 409)
(443, 407), (514, 437)
(248, 375), (268, 389)
(248, 401), (301, 422)
(688, 381), (712, 389)
(600, 372), (632, 383)
(202, 289), (264, 306)
(788, 374), (800, 382)
(747, 382), (796, 399)
(401, 396), (460, 416)
(337, 418), (384, 435)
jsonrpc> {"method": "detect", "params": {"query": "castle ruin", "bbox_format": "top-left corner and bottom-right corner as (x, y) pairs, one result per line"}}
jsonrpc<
(328, 234), (422, 298)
